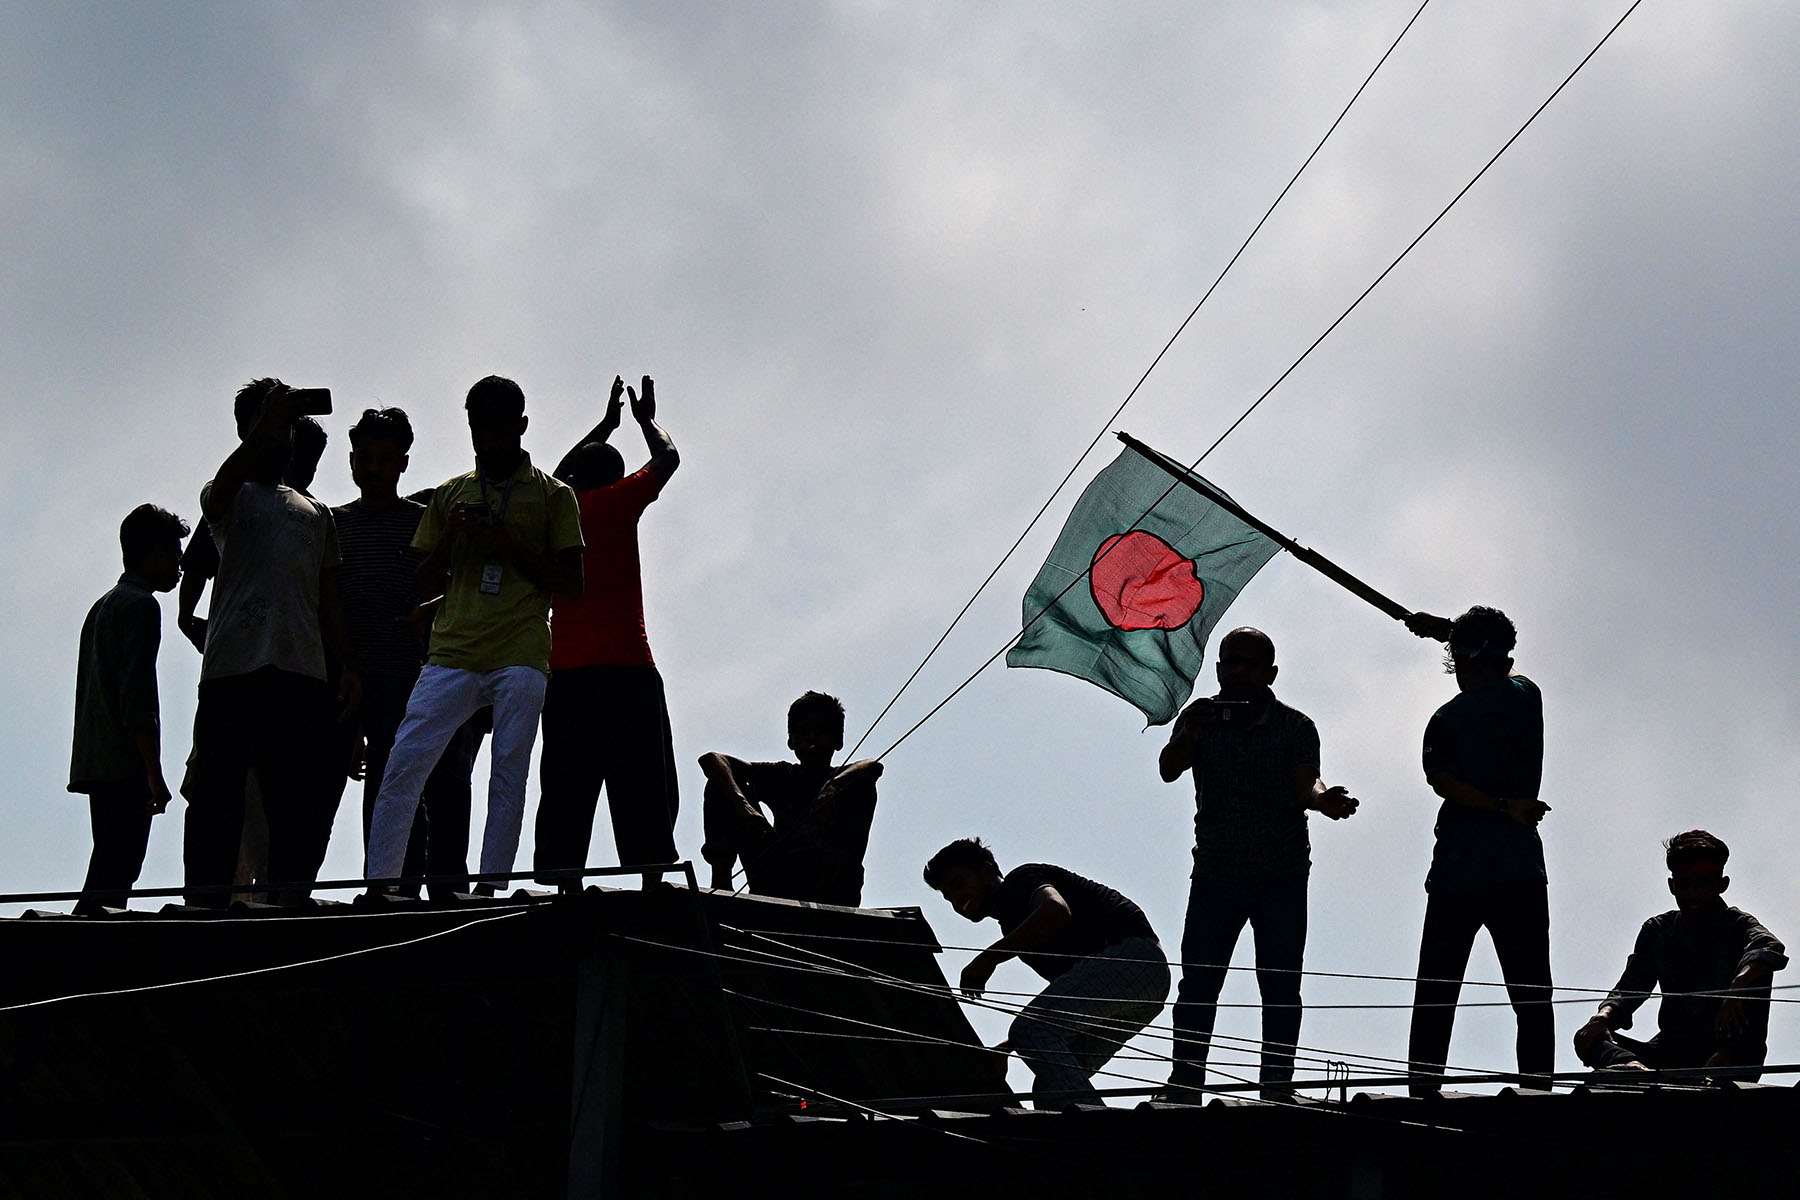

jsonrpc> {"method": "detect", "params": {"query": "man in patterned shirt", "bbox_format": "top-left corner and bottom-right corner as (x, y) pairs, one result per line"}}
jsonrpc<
(332, 407), (483, 895)
(1159, 627), (1358, 1098)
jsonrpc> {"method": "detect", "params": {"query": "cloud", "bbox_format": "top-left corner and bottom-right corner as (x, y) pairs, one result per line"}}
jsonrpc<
(4, 1), (1797, 1090)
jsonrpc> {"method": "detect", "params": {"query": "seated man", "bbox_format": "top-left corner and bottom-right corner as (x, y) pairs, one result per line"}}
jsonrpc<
(699, 691), (881, 906)
(924, 838), (1169, 1108)
(1573, 830), (1787, 1079)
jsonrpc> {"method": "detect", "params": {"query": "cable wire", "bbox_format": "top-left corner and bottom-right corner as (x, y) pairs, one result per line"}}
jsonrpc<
(871, 0), (1644, 763)
(721, 923), (1796, 1004)
(0, 908), (529, 1013)
(844, 0), (1434, 759)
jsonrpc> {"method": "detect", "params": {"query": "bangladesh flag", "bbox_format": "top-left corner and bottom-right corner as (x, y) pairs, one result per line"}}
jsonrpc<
(1005, 442), (1280, 725)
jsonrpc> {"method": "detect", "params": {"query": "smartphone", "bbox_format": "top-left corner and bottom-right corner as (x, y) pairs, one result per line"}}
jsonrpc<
(1206, 699), (1254, 724)
(289, 387), (333, 415)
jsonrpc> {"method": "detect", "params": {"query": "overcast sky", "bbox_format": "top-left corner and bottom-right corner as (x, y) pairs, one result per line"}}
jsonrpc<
(4, 1), (1797, 1096)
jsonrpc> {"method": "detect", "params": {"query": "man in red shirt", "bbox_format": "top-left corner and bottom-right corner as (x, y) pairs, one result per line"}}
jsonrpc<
(535, 375), (681, 882)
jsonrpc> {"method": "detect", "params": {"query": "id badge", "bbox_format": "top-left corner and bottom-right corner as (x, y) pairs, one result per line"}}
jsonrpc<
(479, 561), (504, 596)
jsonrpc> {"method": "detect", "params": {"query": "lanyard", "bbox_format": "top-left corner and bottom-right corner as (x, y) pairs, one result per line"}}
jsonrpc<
(478, 465), (519, 524)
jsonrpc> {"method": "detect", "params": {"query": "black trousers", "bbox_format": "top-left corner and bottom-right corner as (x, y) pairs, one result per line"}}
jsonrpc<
(1408, 880), (1554, 1093)
(1579, 998), (1771, 1079)
(186, 667), (335, 905)
(79, 780), (154, 914)
(534, 665), (678, 875)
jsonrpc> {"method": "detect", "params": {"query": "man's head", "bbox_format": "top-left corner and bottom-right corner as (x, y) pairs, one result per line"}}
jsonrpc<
(465, 375), (528, 466)
(1445, 606), (1516, 689)
(348, 407), (414, 500)
(234, 377), (294, 480)
(787, 691), (846, 768)
(233, 377), (288, 435)
(119, 504), (190, 593)
(287, 416), (327, 493)
(565, 442), (626, 492)
(1215, 626), (1278, 699)
(923, 838), (1004, 922)
(1664, 829), (1730, 914)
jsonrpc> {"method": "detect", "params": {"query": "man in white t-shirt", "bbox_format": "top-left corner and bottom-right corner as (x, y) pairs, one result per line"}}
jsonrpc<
(186, 378), (361, 906)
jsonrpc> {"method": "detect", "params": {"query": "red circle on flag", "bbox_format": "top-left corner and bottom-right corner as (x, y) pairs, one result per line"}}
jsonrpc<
(1090, 531), (1206, 631)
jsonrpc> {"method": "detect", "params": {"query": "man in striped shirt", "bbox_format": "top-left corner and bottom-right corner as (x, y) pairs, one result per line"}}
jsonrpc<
(334, 407), (481, 894)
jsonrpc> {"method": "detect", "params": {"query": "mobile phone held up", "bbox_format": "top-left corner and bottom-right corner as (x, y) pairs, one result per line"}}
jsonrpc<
(1207, 699), (1254, 724)
(289, 387), (332, 416)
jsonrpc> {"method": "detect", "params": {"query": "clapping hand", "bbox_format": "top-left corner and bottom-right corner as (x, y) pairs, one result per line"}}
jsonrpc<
(628, 375), (655, 422)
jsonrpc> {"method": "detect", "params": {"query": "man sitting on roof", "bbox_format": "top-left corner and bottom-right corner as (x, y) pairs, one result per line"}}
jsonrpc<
(699, 691), (881, 906)
(1573, 829), (1787, 1080)
(924, 838), (1170, 1109)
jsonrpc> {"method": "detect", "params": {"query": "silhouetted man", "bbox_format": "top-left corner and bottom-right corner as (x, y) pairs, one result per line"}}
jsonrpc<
(365, 375), (583, 894)
(333, 407), (478, 895)
(176, 416), (326, 653)
(1159, 626), (1357, 1098)
(700, 691), (882, 906)
(187, 381), (360, 906)
(536, 374), (681, 883)
(176, 415), (329, 898)
(925, 838), (1169, 1108)
(1574, 830), (1786, 1079)
(1404, 605), (1552, 1093)
(69, 505), (188, 914)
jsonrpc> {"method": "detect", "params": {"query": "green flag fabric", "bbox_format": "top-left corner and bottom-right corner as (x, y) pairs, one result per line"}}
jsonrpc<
(1005, 444), (1280, 725)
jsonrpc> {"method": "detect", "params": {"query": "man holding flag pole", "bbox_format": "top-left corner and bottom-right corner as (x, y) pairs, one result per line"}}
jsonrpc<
(1008, 432), (1510, 1097)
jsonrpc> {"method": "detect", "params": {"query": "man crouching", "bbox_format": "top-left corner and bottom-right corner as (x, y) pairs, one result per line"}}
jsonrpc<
(925, 838), (1169, 1108)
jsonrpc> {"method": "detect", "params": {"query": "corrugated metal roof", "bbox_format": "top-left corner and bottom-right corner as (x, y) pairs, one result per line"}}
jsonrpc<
(2, 886), (1792, 1198)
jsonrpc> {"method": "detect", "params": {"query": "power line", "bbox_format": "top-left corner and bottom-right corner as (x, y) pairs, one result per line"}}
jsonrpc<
(0, 908), (529, 1013)
(845, 0), (1435, 759)
(721, 922), (1795, 1004)
(871, 0), (1645, 763)
(712, 926), (1521, 1081)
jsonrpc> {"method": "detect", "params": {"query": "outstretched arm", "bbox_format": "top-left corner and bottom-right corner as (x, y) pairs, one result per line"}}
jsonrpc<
(1297, 767), (1358, 820)
(960, 885), (1072, 997)
(631, 376), (679, 484)
(554, 375), (626, 484)
(1406, 611), (1454, 642)
(203, 389), (295, 524)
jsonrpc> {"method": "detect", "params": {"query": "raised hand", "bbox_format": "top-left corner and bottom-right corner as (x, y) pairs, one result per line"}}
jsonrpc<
(604, 375), (625, 428)
(628, 375), (655, 422)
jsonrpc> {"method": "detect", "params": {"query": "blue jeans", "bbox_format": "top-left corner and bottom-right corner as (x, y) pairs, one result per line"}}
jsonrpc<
(1170, 872), (1307, 1090)
(1009, 936), (1170, 1108)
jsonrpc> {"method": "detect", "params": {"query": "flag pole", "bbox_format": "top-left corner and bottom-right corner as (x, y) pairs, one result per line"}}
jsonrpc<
(1116, 431), (1411, 622)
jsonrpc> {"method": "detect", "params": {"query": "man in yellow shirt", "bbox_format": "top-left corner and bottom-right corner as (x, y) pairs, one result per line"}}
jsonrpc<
(366, 376), (583, 894)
